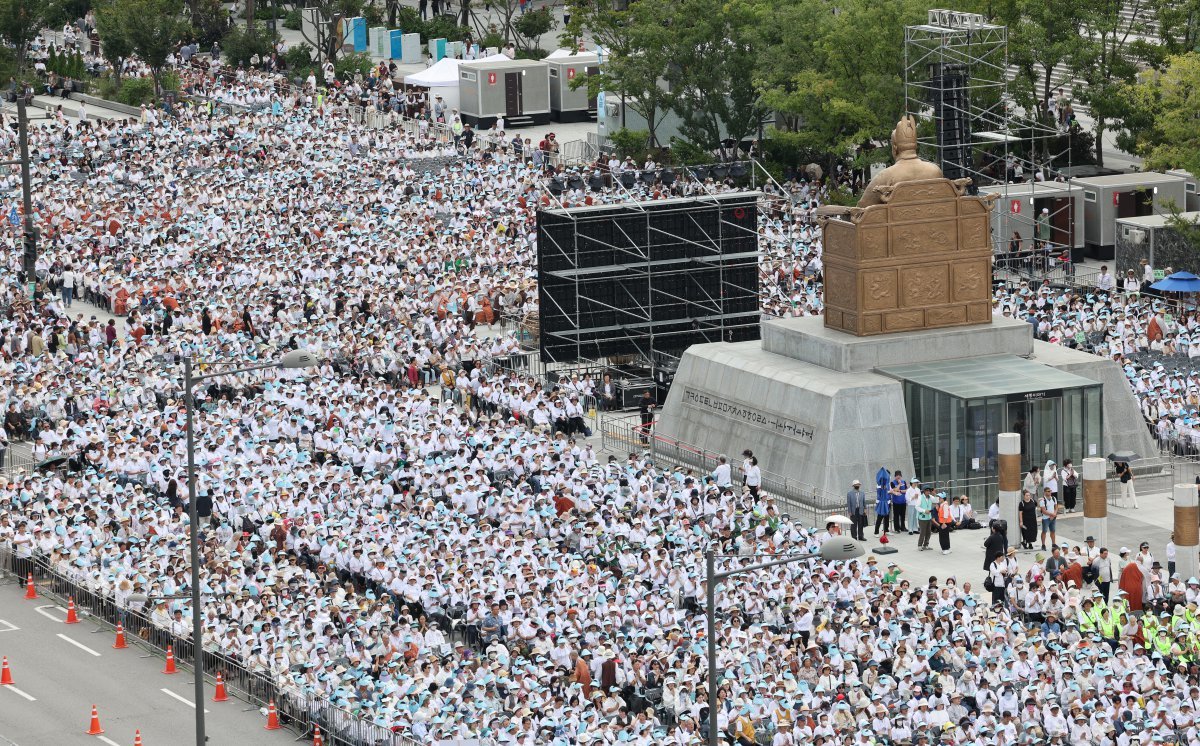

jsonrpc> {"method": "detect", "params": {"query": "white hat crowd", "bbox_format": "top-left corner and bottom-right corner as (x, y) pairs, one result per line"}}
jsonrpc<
(990, 275), (1200, 455)
(0, 52), (1196, 744)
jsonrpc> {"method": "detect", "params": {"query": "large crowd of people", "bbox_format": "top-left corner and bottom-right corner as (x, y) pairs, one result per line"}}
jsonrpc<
(1, 45), (1199, 745)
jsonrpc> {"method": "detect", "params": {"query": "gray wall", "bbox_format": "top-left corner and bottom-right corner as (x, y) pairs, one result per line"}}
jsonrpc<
(654, 341), (915, 498)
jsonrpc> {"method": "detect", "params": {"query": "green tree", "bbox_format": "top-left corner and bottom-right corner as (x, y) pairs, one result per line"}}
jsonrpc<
(664, 0), (769, 148)
(0, 0), (49, 72)
(1154, 0), (1200, 56)
(94, 0), (134, 83)
(568, 0), (676, 145)
(104, 0), (189, 98)
(1123, 53), (1200, 175)
(1002, 0), (1086, 121)
(561, 0), (636, 127)
(513, 7), (551, 53)
(290, 0), (365, 63)
(220, 21), (276, 67)
(1069, 0), (1160, 166)
(752, 0), (923, 161)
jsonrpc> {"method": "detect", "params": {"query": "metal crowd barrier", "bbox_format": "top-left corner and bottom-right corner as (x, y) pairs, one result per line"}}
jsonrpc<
(17, 554), (410, 746)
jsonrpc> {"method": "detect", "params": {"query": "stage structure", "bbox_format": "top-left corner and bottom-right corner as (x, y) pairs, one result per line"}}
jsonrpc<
(905, 9), (1073, 257)
(537, 193), (760, 364)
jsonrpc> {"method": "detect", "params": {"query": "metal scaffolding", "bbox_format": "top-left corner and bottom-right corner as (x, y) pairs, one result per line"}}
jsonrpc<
(905, 9), (1074, 258)
(537, 192), (761, 364)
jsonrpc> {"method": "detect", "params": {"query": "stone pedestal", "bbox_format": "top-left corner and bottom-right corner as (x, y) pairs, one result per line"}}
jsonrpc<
(653, 342), (913, 498)
(761, 315), (1033, 373)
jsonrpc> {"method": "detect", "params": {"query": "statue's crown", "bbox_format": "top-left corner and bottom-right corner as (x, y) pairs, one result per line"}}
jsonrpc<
(894, 115), (918, 152)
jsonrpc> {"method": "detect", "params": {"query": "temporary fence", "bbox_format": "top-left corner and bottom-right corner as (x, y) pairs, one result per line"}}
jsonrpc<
(0, 449), (36, 477)
(9, 552), (414, 746)
(599, 413), (843, 526)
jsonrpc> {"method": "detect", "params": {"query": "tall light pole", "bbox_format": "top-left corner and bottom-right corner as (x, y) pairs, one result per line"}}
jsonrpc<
(180, 349), (318, 745)
(705, 538), (864, 746)
(0, 98), (37, 299)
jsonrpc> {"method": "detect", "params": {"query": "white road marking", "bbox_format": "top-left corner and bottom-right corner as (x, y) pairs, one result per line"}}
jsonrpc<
(2, 685), (36, 702)
(0, 620), (18, 633)
(160, 688), (210, 712)
(34, 606), (65, 624)
(56, 634), (101, 657)
(96, 736), (121, 746)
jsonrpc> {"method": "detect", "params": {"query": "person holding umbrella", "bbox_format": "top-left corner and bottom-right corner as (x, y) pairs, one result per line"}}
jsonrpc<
(1110, 452), (1139, 509)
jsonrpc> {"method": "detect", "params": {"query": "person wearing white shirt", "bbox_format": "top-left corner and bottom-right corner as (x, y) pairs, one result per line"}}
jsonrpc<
(1096, 265), (1115, 292)
(711, 457), (732, 488)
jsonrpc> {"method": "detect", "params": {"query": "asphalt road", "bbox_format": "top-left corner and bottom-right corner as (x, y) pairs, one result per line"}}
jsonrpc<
(0, 577), (297, 746)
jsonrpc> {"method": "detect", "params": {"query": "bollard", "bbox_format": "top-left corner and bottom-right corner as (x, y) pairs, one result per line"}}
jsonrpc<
(1082, 457), (1109, 549)
(997, 433), (1022, 542)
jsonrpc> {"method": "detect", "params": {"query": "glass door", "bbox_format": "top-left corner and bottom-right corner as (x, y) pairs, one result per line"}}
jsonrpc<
(1008, 397), (1062, 473)
(1028, 398), (1060, 468)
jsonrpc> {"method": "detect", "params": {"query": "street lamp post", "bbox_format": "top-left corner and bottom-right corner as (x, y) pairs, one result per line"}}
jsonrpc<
(180, 349), (318, 745)
(705, 538), (864, 746)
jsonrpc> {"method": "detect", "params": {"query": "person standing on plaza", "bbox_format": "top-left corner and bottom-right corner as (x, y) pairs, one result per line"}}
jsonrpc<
(1018, 490), (1038, 550)
(744, 457), (762, 498)
(1114, 460), (1137, 508)
(905, 478), (921, 535)
(1023, 464), (1042, 499)
(916, 484), (934, 551)
(846, 479), (867, 541)
(1060, 459), (1079, 513)
(1038, 486), (1059, 550)
(60, 265), (76, 308)
(888, 470), (908, 534)
(637, 390), (655, 444)
(1092, 547), (1113, 601)
(935, 493), (953, 554)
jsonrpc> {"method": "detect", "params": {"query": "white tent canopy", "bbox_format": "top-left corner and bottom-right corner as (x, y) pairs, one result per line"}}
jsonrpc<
(403, 53), (510, 87)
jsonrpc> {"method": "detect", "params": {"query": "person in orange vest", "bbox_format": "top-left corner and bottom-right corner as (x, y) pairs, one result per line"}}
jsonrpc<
(935, 493), (954, 555)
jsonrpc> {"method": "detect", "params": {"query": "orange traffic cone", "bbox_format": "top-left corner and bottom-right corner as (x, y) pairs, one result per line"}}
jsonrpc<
(86, 705), (104, 735)
(65, 597), (80, 624)
(313, 725), (323, 746)
(212, 672), (228, 702)
(24, 573), (35, 599)
(163, 645), (177, 674)
(134, 729), (143, 746)
(1, 657), (12, 685)
(113, 623), (128, 649)
(264, 700), (281, 730)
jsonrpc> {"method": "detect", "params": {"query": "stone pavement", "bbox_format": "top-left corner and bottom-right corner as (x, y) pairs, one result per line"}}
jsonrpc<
(850, 491), (1179, 591)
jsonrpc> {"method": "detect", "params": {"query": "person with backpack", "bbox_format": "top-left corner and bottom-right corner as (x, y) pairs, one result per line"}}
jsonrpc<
(935, 493), (954, 554)
(1038, 486), (1059, 550)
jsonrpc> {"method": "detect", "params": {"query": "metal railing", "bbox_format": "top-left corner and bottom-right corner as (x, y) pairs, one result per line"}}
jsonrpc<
(599, 413), (843, 526)
(7, 552), (412, 746)
(0, 448), (36, 476)
(994, 260), (1101, 291)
